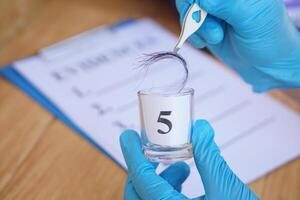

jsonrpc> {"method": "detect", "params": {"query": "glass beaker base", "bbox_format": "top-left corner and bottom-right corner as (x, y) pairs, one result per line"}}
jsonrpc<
(143, 143), (192, 164)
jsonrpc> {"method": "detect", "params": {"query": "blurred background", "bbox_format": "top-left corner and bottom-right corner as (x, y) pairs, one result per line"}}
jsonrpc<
(0, 0), (299, 200)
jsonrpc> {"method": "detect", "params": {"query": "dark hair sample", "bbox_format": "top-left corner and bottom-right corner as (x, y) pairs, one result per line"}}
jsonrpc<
(137, 51), (188, 92)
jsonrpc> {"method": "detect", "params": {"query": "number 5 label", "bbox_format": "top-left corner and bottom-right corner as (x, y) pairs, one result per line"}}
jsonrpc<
(157, 111), (172, 134)
(139, 94), (192, 146)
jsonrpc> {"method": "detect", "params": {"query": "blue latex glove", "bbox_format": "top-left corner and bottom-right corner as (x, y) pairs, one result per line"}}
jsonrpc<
(176, 0), (300, 92)
(120, 120), (259, 200)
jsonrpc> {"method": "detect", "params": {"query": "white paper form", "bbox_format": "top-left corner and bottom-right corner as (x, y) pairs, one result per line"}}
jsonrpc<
(13, 19), (300, 198)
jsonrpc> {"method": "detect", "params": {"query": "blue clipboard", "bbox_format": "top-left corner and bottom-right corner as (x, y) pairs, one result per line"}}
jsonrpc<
(0, 19), (136, 171)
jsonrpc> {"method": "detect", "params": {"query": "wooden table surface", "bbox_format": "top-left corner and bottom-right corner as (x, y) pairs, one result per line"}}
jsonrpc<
(0, 0), (299, 199)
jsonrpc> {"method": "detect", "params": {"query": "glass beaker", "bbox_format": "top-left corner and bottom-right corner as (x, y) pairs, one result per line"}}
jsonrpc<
(138, 88), (194, 163)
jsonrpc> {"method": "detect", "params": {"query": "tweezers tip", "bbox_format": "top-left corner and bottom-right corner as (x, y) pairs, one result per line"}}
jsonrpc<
(173, 47), (180, 54)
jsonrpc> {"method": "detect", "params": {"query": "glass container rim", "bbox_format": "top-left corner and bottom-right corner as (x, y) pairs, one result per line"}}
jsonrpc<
(138, 87), (194, 97)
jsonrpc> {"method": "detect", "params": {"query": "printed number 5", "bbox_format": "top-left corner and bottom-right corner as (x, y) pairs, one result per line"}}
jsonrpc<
(157, 111), (172, 134)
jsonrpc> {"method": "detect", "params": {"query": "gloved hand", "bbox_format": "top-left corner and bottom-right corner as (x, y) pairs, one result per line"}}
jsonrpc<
(120, 120), (259, 200)
(176, 0), (300, 92)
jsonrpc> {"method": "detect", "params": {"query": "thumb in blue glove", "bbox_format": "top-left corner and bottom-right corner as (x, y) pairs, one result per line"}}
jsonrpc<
(192, 120), (259, 199)
(120, 120), (259, 200)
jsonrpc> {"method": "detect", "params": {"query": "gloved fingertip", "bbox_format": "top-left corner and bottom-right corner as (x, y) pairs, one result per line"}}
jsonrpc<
(193, 120), (213, 138)
(160, 162), (190, 179)
(192, 120), (222, 174)
(174, 161), (190, 167)
(120, 130), (153, 174)
(192, 120), (215, 152)
(120, 129), (140, 150)
(172, 161), (191, 176)
(201, 21), (224, 45)
(159, 162), (190, 191)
